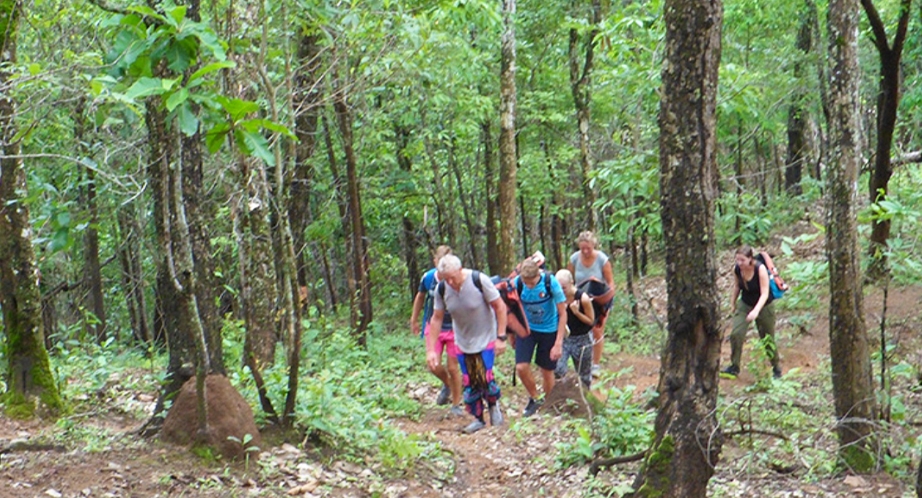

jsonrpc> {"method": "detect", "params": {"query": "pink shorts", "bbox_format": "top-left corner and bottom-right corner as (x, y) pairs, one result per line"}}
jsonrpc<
(424, 323), (459, 357)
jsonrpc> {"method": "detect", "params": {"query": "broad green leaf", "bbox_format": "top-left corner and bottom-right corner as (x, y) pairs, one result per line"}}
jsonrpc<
(50, 228), (71, 252)
(187, 61), (236, 86)
(177, 102), (199, 136)
(28, 63), (41, 75)
(168, 5), (188, 27)
(205, 122), (231, 153)
(216, 96), (259, 121)
(124, 77), (176, 100)
(237, 129), (274, 166)
(165, 87), (189, 112)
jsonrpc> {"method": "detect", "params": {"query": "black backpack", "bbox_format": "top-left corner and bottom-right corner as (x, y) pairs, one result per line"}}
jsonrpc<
(437, 270), (484, 301)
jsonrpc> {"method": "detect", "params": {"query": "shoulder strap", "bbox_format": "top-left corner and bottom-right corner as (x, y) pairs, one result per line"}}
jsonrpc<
(440, 270), (485, 300)
(544, 272), (552, 295)
(516, 276), (523, 296)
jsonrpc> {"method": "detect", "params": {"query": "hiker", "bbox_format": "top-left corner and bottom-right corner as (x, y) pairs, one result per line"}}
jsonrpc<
(428, 254), (508, 434)
(568, 231), (615, 377)
(513, 258), (566, 417)
(722, 245), (782, 380)
(553, 269), (595, 387)
(410, 245), (463, 414)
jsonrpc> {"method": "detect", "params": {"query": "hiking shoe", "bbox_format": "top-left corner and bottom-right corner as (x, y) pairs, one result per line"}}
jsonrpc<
(591, 364), (601, 378)
(489, 404), (504, 426)
(462, 419), (486, 434)
(436, 385), (450, 405)
(522, 398), (542, 417)
(772, 367), (782, 379)
(719, 365), (740, 380)
(450, 405), (466, 417)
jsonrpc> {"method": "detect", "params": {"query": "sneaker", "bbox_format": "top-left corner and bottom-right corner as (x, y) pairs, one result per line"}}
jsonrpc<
(489, 404), (504, 426)
(772, 367), (782, 379)
(462, 419), (486, 434)
(450, 405), (466, 417)
(591, 364), (601, 378)
(436, 385), (450, 406)
(719, 365), (740, 380)
(522, 398), (542, 417)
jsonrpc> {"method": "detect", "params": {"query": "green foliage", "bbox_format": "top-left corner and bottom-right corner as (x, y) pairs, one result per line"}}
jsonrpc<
(555, 385), (654, 469)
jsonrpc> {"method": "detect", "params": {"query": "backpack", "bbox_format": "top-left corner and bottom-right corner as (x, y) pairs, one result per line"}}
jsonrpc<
(575, 277), (614, 326)
(752, 252), (788, 299)
(437, 270), (484, 301)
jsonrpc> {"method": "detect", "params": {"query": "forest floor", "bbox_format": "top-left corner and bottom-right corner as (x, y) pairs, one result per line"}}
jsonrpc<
(1, 233), (921, 497)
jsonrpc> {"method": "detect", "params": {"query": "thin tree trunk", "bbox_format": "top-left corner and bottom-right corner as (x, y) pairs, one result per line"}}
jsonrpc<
(483, 121), (502, 275)
(569, 0), (601, 231)
(333, 86), (372, 343)
(323, 114), (349, 310)
(117, 208), (150, 343)
(498, 0), (518, 275)
(786, 3), (813, 195)
(448, 138), (481, 268)
(631, 0), (723, 494)
(826, 0), (879, 471)
(74, 98), (107, 343)
(395, 124), (420, 296)
(862, 0), (912, 278)
(290, 32), (323, 300)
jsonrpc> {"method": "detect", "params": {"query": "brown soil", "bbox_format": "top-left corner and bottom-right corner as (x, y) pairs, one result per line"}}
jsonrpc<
(2, 245), (920, 497)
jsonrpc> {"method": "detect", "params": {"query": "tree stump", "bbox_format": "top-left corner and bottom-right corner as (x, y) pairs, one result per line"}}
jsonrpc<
(161, 374), (262, 460)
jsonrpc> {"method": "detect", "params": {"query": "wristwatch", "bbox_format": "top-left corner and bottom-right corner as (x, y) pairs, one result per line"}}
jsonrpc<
(496, 335), (508, 341)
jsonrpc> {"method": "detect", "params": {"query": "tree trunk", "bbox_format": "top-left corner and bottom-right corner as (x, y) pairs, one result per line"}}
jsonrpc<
(334, 87), (372, 343)
(786, 4), (812, 196)
(0, 0), (64, 416)
(569, 0), (601, 231)
(498, 0), (518, 275)
(395, 124), (420, 297)
(323, 114), (350, 310)
(290, 32), (322, 299)
(116, 208), (150, 344)
(74, 98), (107, 342)
(862, 0), (912, 279)
(631, 0), (723, 495)
(483, 121), (502, 275)
(826, 0), (879, 471)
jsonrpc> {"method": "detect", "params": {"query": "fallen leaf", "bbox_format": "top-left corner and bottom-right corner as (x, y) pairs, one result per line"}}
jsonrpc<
(844, 475), (868, 487)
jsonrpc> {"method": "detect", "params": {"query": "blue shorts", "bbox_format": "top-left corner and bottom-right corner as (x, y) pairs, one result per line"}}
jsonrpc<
(515, 331), (557, 371)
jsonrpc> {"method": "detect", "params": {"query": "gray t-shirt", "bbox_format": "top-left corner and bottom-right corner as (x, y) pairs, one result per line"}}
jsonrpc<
(570, 251), (610, 283)
(434, 270), (500, 354)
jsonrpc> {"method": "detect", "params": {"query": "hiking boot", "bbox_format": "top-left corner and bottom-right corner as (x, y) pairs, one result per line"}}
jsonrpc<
(450, 405), (466, 417)
(522, 398), (542, 417)
(772, 367), (782, 379)
(489, 404), (504, 426)
(719, 365), (740, 380)
(436, 385), (450, 405)
(462, 419), (486, 434)
(591, 364), (601, 378)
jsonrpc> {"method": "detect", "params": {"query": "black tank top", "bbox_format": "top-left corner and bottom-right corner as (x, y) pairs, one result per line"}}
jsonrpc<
(567, 290), (594, 337)
(735, 262), (774, 307)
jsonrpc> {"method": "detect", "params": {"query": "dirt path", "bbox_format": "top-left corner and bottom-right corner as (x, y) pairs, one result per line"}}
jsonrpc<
(1, 275), (918, 497)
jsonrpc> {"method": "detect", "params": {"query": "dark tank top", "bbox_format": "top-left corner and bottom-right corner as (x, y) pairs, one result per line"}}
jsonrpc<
(567, 290), (594, 336)
(734, 262), (774, 307)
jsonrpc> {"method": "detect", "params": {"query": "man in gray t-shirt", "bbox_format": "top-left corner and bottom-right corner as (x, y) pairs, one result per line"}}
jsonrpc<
(428, 255), (507, 434)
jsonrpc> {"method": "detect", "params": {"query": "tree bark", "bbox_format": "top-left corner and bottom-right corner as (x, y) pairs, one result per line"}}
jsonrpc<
(116, 207), (150, 344)
(73, 98), (107, 342)
(395, 124), (420, 297)
(862, 0), (912, 278)
(0, 0), (64, 416)
(483, 121), (502, 275)
(333, 86), (372, 343)
(786, 2), (813, 196)
(826, 0), (878, 471)
(631, 0), (723, 495)
(290, 32), (323, 299)
(569, 0), (601, 231)
(498, 0), (518, 275)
